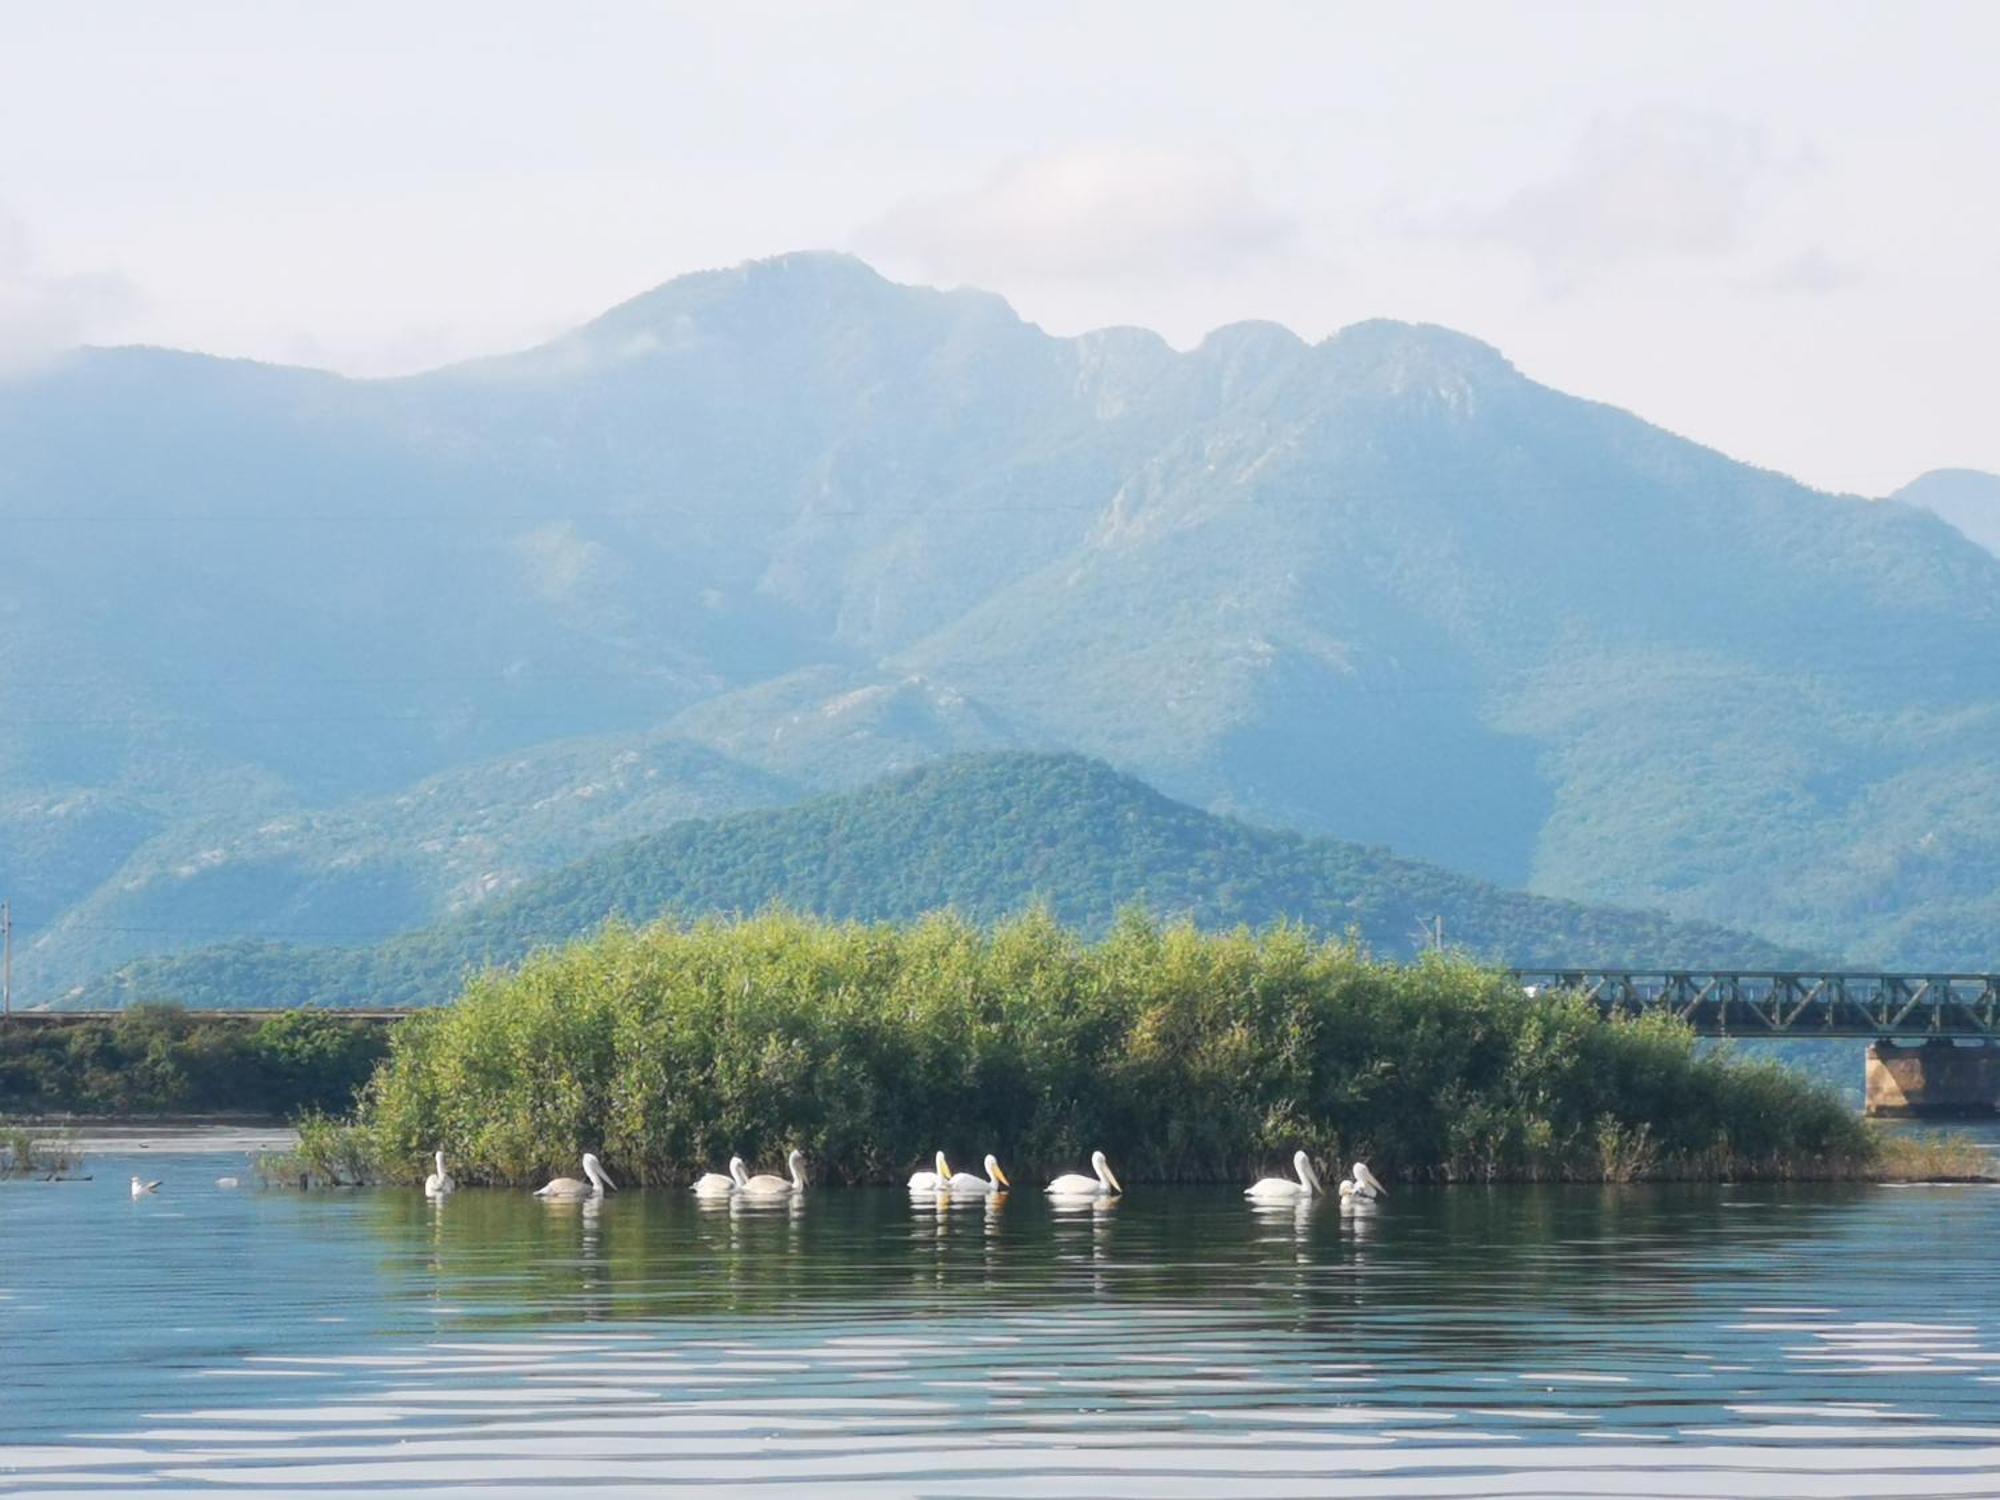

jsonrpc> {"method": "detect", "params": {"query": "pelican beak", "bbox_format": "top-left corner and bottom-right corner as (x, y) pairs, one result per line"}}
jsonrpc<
(994, 1163), (1011, 1188)
(941, 1155), (953, 1178)
(1105, 1166), (1123, 1194)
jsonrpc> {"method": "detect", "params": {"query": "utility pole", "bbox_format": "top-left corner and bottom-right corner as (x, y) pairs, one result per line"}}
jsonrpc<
(2, 900), (11, 1018)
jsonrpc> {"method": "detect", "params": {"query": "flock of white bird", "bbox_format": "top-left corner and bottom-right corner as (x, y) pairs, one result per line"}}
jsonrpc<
(1244, 1149), (1387, 1206)
(409, 1145), (1386, 1207)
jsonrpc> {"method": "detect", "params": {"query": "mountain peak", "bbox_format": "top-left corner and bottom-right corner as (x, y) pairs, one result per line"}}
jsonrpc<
(1892, 468), (2000, 556)
(1324, 318), (1512, 374)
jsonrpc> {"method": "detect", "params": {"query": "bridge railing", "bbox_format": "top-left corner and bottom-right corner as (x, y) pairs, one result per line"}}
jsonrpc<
(1510, 970), (2000, 1040)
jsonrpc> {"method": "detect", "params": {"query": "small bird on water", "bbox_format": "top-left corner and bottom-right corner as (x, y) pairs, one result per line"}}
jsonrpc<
(131, 1176), (161, 1197)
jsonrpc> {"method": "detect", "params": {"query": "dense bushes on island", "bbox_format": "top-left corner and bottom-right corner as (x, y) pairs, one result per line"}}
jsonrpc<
(359, 910), (1868, 1187)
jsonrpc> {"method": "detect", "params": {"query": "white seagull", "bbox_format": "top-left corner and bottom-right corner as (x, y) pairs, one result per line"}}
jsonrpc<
(1246, 1149), (1324, 1201)
(946, 1154), (1011, 1194)
(534, 1152), (616, 1199)
(908, 1150), (953, 1193)
(130, 1175), (161, 1197)
(693, 1156), (750, 1196)
(1046, 1149), (1122, 1197)
(740, 1149), (808, 1198)
(423, 1150), (455, 1198)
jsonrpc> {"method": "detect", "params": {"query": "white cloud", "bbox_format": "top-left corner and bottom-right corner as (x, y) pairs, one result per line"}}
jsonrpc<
(0, 207), (139, 373)
(1734, 247), (1861, 297)
(1428, 106), (1789, 292)
(856, 144), (1296, 287)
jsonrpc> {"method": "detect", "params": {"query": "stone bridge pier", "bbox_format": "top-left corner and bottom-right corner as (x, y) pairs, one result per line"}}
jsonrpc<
(1865, 1039), (2000, 1118)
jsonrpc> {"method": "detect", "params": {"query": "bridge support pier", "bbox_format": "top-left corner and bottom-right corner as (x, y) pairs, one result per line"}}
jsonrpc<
(1865, 1039), (2000, 1118)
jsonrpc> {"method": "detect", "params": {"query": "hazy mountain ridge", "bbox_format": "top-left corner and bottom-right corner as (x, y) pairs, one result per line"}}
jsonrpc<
(8, 251), (2000, 998)
(80, 753), (1812, 1011)
(1895, 469), (2000, 556)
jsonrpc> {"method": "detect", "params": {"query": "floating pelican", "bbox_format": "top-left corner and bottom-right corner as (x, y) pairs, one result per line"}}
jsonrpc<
(693, 1156), (749, 1196)
(740, 1149), (808, 1197)
(214, 1176), (240, 1190)
(534, 1152), (616, 1199)
(1246, 1149), (1324, 1200)
(908, 1151), (953, 1193)
(1348, 1161), (1386, 1199)
(946, 1155), (1010, 1194)
(130, 1176), (160, 1197)
(1046, 1149), (1121, 1197)
(1339, 1161), (1386, 1209)
(423, 1150), (455, 1198)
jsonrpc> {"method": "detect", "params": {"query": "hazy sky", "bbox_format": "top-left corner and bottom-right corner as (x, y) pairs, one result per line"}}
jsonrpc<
(2, 2), (1994, 495)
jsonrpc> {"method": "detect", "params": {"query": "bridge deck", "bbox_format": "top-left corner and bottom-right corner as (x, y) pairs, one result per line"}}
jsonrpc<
(10, 973), (2000, 1040)
(1512, 970), (2000, 1040)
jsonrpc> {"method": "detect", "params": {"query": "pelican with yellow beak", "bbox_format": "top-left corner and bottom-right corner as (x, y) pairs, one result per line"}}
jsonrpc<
(1046, 1149), (1121, 1197)
(945, 1155), (1011, 1194)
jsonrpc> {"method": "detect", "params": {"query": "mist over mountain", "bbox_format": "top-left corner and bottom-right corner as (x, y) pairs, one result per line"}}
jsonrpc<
(7, 252), (2000, 1001)
(81, 754), (1809, 1011)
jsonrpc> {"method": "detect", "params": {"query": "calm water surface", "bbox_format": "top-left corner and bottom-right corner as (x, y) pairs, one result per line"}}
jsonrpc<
(7, 1150), (2000, 1496)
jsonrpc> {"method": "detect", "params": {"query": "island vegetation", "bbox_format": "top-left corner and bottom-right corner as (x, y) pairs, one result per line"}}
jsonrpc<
(329, 909), (1883, 1188)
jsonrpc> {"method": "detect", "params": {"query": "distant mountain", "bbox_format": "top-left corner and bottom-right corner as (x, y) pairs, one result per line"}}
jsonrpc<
(8, 252), (2000, 994)
(20, 734), (796, 996)
(1894, 469), (2000, 555)
(75, 754), (1811, 1009)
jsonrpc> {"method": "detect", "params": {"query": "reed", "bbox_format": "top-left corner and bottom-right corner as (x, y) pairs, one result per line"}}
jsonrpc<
(355, 909), (1877, 1187)
(1867, 1128), (1997, 1182)
(253, 1111), (385, 1188)
(0, 1125), (82, 1178)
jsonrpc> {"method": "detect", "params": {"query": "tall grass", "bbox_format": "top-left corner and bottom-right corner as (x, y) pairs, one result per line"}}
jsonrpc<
(0, 1125), (82, 1178)
(252, 1111), (385, 1188)
(360, 909), (1874, 1187)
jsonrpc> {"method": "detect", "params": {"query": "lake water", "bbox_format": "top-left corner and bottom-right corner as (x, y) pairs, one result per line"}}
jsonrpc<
(7, 1149), (2000, 1496)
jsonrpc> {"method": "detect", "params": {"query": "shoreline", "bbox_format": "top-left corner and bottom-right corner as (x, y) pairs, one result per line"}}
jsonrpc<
(5, 1117), (301, 1155)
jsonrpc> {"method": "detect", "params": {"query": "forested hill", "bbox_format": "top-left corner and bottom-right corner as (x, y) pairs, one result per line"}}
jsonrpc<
(77, 754), (1811, 1010)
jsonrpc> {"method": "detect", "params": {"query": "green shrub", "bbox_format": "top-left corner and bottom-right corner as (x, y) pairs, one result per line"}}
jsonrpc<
(0, 1008), (390, 1116)
(361, 909), (1872, 1186)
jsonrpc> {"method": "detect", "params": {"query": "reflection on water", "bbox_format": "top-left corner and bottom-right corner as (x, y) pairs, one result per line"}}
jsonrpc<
(6, 1158), (2000, 1495)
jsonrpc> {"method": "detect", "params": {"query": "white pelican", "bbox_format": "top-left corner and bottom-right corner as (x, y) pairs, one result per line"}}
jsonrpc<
(423, 1150), (455, 1198)
(740, 1149), (808, 1197)
(534, 1152), (616, 1199)
(1046, 1149), (1121, 1197)
(946, 1155), (1010, 1194)
(1246, 1149), (1324, 1200)
(1347, 1161), (1386, 1199)
(908, 1151), (953, 1193)
(693, 1156), (749, 1196)
(130, 1175), (160, 1197)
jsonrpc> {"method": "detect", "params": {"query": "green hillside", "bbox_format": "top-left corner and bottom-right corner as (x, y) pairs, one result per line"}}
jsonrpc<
(78, 754), (1811, 1010)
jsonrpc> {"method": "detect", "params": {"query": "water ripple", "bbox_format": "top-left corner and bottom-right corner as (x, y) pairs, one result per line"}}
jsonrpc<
(6, 1159), (2000, 1494)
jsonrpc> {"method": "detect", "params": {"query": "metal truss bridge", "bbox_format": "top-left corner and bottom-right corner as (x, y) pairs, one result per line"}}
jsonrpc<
(13, 975), (2000, 1042)
(1510, 970), (2000, 1041)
